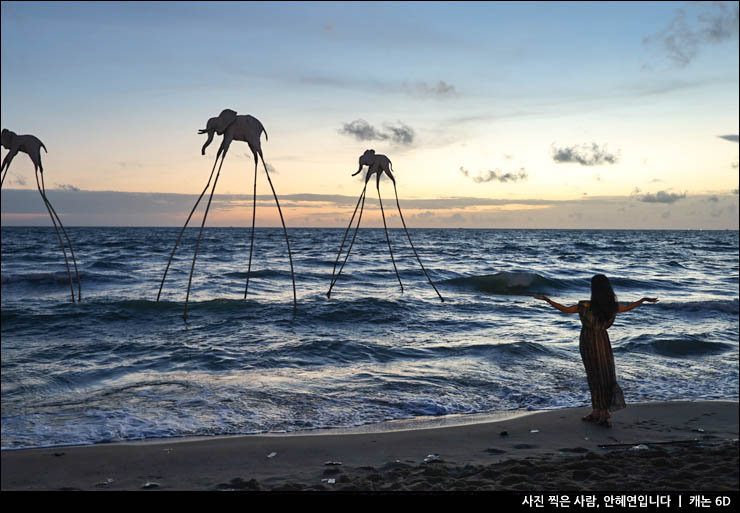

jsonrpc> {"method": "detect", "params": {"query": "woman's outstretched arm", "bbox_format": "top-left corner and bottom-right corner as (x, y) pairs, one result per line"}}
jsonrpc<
(534, 295), (579, 314)
(617, 297), (659, 313)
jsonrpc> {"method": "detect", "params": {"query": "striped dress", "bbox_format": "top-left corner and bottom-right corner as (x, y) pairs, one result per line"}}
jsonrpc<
(577, 301), (626, 412)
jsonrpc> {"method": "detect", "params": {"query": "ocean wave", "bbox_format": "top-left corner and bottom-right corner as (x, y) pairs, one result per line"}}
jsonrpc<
(654, 299), (739, 315)
(1, 270), (131, 286)
(617, 334), (734, 357)
(442, 272), (569, 295)
(224, 269), (296, 280)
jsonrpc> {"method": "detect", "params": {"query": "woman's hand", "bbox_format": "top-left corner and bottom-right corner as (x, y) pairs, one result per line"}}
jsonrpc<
(642, 297), (659, 303)
(534, 294), (549, 301)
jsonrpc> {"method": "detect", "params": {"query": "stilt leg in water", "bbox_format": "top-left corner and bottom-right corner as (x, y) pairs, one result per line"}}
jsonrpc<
(157, 155), (220, 302)
(377, 185), (403, 292)
(244, 158), (258, 299)
(392, 182), (444, 302)
(328, 184), (367, 293)
(328, 186), (367, 297)
(184, 155), (225, 322)
(262, 159), (297, 313)
(35, 170), (75, 302)
(41, 172), (82, 301)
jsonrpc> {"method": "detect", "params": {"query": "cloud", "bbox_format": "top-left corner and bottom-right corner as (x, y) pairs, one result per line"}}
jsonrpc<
(384, 122), (415, 145)
(2, 189), (737, 229)
(295, 73), (458, 101)
(639, 190), (687, 204)
(339, 119), (415, 145)
(460, 166), (528, 183)
(5, 172), (27, 187)
(118, 161), (144, 168)
(718, 134), (739, 142)
(644, 2), (739, 67)
(56, 184), (80, 191)
(551, 142), (620, 166)
(401, 80), (458, 99)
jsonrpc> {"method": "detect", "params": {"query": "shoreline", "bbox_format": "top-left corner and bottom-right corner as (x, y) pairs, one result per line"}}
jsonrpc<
(2, 400), (737, 491)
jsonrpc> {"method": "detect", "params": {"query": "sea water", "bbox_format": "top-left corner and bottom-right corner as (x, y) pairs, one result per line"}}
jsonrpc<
(1, 227), (737, 448)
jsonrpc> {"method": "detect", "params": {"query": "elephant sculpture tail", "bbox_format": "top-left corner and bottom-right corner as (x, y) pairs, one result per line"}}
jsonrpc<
(41, 142), (48, 153)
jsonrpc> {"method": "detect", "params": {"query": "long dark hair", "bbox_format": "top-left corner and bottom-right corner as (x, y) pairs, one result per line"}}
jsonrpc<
(590, 274), (618, 323)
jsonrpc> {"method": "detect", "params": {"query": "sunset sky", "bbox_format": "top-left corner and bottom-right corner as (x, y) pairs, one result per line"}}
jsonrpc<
(1, 1), (738, 228)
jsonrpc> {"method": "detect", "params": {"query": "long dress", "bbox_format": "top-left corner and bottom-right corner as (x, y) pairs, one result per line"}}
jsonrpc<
(577, 301), (626, 412)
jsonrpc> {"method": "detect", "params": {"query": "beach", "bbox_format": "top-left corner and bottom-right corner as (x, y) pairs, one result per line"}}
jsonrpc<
(2, 400), (737, 492)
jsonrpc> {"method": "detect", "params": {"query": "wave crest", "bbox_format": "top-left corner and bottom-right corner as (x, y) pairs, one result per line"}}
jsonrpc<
(442, 272), (567, 295)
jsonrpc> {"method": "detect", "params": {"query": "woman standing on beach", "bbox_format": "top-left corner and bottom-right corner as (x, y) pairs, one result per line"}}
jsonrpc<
(534, 274), (658, 427)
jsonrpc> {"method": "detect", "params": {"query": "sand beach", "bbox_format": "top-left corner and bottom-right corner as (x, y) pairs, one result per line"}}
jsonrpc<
(2, 400), (737, 492)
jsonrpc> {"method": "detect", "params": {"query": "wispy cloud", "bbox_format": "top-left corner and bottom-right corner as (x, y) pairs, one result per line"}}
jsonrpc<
(56, 184), (80, 191)
(339, 119), (415, 145)
(295, 73), (459, 101)
(639, 190), (687, 204)
(718, 134), (739, 142)
(551, 142), (620, 166)
(401, 80), (458, 99)
(5, 172), (27, 187)
(460, 166), (528, 184)
(644, 2), (739, 67)
(118, 161), (144, 168)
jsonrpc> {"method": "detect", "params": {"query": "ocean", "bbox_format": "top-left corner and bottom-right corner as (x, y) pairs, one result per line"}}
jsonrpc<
(1, 227), (737, 449)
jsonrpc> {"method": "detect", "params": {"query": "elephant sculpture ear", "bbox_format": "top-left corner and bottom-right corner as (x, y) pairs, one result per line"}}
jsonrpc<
(216, 109), (238, 135)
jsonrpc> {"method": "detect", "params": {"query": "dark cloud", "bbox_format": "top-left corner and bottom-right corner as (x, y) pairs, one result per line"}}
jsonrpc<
(718, 134), (739, 142)
(384, 122), (415, 145)
(339, 119), (386, 141)
(644, 2), (739, 67)
(551, 142), (620, 166)
(339, 119), (415, 145)
(460, 166), (528, 184)
(640, 190), (687, 204)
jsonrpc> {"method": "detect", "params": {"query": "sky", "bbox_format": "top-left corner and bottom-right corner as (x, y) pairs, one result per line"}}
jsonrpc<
(1, 1), (738, 228)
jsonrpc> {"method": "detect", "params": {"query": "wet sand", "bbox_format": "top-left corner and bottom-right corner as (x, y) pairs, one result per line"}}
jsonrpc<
(2, 401), (737, 491)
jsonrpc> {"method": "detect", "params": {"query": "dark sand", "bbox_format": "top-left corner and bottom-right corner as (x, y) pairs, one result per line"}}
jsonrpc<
(2, 401), (737, 491)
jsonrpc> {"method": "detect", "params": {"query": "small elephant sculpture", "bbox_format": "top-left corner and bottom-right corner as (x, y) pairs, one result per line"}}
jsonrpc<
(353, 149), (396, 188)
(157, 109), (296, 320)
(1, 129), (81, 302)
(328, 148), (444, 302)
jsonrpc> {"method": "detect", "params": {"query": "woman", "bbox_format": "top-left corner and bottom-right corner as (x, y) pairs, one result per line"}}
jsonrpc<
(534, 274), (658, 427)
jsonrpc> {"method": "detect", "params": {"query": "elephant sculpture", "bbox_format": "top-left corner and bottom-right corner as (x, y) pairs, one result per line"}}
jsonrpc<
(157, 109), (296, 320)
(352, 149), (396, 188)
(1, 129), (81, 302)
(328, 149), (444, 302)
